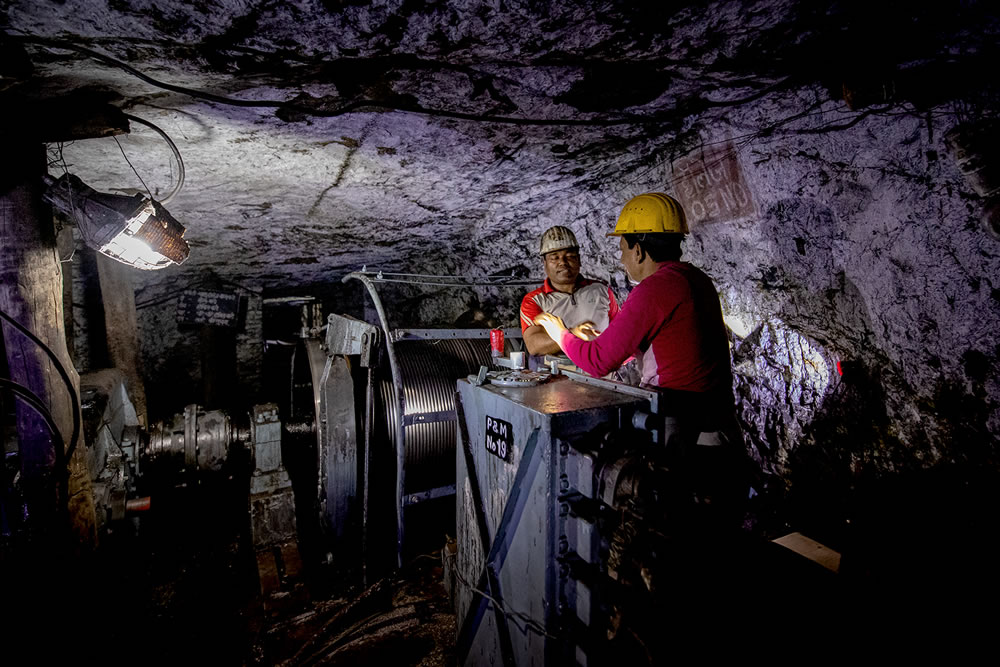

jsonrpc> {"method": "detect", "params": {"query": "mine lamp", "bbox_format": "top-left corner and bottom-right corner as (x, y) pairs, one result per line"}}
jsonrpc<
(42, 172), (190, 270)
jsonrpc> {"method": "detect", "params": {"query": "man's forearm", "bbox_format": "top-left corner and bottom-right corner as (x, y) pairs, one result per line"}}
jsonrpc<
(523, 325), (562, 356)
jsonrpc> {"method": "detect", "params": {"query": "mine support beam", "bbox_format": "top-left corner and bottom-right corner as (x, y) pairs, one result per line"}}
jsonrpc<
(96, 254), (148, 425)
(0, 140), (97, 550)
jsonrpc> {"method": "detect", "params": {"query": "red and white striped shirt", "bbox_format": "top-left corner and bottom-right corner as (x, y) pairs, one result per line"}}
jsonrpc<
(520, 277), (619, 333)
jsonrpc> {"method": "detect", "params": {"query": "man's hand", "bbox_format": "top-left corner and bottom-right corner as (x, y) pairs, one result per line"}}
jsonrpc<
(533, 313), (568, 348)
(570, 321), (600, 341)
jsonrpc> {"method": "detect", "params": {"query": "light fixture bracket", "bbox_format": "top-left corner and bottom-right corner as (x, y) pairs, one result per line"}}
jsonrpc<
(42, 172), (189, 270)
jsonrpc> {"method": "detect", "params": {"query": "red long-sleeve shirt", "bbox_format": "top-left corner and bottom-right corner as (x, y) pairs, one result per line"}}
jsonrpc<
(559, 262), (732, 392)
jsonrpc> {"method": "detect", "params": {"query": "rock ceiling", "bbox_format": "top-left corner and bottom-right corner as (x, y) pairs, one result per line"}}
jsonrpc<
(4, 0), (995, 296)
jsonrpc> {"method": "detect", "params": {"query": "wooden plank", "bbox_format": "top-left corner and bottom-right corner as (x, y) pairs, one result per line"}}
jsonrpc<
(257, 548), (281, 596)
(0, 94), (130, 143)
(772, 532), (842, 573)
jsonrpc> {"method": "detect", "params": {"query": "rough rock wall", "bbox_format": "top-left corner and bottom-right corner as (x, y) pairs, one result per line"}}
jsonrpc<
(467, 94), (1000, 538)
(716, 110), (997, 466)
(135, 280), (263, 418)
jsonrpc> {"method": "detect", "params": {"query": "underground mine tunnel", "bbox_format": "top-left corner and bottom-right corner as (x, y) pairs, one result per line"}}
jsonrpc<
(2, 0), (999, 664)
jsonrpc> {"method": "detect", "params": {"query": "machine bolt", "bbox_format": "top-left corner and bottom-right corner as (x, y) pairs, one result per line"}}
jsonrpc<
(559, 537), (568, 554)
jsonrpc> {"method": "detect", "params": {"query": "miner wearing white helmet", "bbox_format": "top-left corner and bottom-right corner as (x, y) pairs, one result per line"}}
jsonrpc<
(519, 225), (620, 356)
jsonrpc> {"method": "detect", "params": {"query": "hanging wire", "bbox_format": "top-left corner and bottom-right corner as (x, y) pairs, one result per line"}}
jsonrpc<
(112, 135), (154, 201)
(124, 113), (185, 204)
(366, 277), (538, 287)
(363, 271), (496, 278)
(354, 268), (538, 287)
(134, 275), (263, 310)
(18, 36), (801, 129)
(52, 141), (83, 263)
(13, 37), (666, 127)
(26, 34), (918, 234)
(586, 93), (874, 211)
(357, 272), (538, 287)
(562, 96), (854, 227)
(443, 548), (557, 640)
(360, 270), (530, 280)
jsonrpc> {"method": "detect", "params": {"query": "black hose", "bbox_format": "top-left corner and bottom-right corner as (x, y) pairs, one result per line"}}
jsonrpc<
(123, 113), (185, 205)
(0, 309), (81, 460)
(17, 36), (685, 128)
(0, 378), (72, 538)
(0, 378), (66, 453)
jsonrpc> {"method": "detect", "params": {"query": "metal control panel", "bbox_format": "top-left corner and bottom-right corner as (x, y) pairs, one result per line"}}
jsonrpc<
(455, 374), (656, 666)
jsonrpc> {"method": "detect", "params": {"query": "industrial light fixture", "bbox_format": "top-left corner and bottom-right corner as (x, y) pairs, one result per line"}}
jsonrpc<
(42, 172), (190, 270)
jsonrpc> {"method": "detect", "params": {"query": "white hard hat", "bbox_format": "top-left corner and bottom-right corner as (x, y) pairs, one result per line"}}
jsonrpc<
(539, 226), (579, 256)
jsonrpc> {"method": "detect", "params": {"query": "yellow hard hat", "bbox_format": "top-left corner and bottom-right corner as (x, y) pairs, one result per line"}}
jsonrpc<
(607, 192), (688, 236)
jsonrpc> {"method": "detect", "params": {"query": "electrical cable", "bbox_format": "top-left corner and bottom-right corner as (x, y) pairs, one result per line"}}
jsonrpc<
(562, 95), (878, 229)
(0, 379), (66, 453)
(134, 279), (211, 310)
(444, 548), (556, 640)
(21, 37), (286, 108)
(355, 270), (538, 287)
(18, 36), (774, 128)
(360, 270), (532, 280)
(112, 134), (154, 200)
(25, 34), (912, 240)
(366, 277), (539, 287)
(238, 270), (534, 291)
(134, 292), (186, 310)
(134, 275), (262, 310)
(51, 140), (86, 255)
(215, 276), (264, 295)
(123, 113), (186, 205)
(0, 309), (81, 460)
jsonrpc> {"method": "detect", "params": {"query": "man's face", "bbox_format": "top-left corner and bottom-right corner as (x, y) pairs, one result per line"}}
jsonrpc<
(619, 236), (639, 284)
(543, 248), (581, 287)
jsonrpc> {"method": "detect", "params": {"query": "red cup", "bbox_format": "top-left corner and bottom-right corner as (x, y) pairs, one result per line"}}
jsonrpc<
(490, 328), (504, 357)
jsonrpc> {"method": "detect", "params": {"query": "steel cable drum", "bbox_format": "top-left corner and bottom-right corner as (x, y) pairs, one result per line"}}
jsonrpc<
(375, 338), (493, 494)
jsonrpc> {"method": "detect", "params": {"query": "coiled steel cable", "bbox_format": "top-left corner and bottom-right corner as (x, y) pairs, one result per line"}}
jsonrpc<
(377, 338), (492, 492)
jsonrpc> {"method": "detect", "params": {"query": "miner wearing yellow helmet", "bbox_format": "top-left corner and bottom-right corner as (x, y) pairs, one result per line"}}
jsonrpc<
(519, 225), (620, 356)
(534, 194), (734, 431)
(537, 193), (748, 608)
